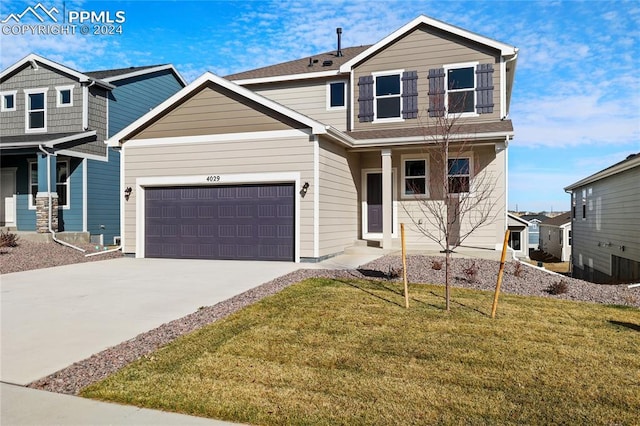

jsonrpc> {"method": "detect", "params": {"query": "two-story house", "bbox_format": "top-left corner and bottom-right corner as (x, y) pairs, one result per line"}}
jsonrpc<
(564, 153), (640, 283)
(104, 15), (518, 262)
(539, 213), (572, 262)
(0, 54), (185, 245)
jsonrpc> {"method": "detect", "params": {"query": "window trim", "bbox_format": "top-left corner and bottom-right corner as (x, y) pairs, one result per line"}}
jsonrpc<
(447, 154), (473, 196)
(443, 62), (479, 118)
(326, 80), (347, 110)
(1, 90), (17, 112)
(28, 158), (70, 209)
(56, 85), (74, 108)
(401, 155), (429, 199)
(372, 69), (404, 123)
(24, 88), (48, 133)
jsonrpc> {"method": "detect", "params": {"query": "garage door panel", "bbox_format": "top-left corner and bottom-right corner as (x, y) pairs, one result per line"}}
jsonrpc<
(145, 184), (294, 261)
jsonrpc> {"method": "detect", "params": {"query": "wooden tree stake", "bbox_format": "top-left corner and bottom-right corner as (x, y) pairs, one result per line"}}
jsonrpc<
(491, 229), (511, 319)
(401, 223), (409, 309)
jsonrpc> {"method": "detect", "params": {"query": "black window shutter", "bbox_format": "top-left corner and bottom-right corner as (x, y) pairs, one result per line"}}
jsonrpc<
(428, 68), (445, 117)
(357, 75), (374, 122)
(475, 63), (494, 114)
(401, 71), (418, 119)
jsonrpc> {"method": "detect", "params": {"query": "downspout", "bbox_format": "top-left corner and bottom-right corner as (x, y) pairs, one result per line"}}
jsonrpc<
(38, 145), (86, 253)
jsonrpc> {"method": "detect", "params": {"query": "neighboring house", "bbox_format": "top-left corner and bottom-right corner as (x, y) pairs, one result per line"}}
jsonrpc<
(564, 153), (640, 283)
(507, 213), (529, 259)
(539, 213), (571, 262)
(0, 54), (185, 244)
(520, 213), (549, 251)
(105, 15), (518, 262)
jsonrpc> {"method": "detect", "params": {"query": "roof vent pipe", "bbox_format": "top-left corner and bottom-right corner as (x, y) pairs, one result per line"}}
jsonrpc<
(336, 27), (343, 57)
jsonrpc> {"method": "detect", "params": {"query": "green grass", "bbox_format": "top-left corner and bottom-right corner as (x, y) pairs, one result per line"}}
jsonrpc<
(81, 278), (640, 425)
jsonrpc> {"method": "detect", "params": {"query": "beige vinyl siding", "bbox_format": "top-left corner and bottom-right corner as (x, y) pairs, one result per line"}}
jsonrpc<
(360, 143), (504, 249)
(123, 135), (315, 257)
(540, 223), (570, 262)
(132, 84), (299, 140)
(318, 139), (359, 256)
(572, 166), (640, 278)
(354, 25), (501, 131)
(251, 79), (348, 131)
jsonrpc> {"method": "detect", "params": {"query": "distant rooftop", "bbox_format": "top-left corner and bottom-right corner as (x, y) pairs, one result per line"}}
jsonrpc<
(84, 64), (168, 80)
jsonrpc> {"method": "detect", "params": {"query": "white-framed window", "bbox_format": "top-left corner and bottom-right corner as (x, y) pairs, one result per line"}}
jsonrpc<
(56, 85), (74, 107)
(401, 155), (429, 198)
(327, 81), (346, 110)
(24, 88), (48, 132)
(448, 156), (471, 194)
(509, 230), (522, 251)
(1, 90), (17, 112)
(444, 62), (478, 117)
(28, 159), (70, 208)
(373, 70), (403, 122)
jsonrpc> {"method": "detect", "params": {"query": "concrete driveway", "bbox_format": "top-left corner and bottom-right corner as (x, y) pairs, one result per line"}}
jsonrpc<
(1, 257), (300, 386)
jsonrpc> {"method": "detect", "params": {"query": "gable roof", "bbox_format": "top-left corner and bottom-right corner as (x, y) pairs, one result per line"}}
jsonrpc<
(564, 153), (640, 191)
(1, 53), (186, 90)
(508, 213), (530, 226)
(340, 15), (518, 74)
(520, 214), (549, 223)
(0, 53), (113, 89)
(85, 64), (187, 86)
(226, 45), (370, 84)
(540, 213), (571, 227)
(106, 71), (352, 147)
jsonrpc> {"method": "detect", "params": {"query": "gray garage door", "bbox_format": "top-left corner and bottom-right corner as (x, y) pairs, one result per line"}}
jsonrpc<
(145, 184), (294, 261)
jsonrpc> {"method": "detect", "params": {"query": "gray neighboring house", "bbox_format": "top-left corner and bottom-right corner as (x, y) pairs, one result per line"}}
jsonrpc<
(520, 213), (548, 251)
(539, 213), (572, 262)
(564, 153), (640, 283)
(0, 53), (185, 244)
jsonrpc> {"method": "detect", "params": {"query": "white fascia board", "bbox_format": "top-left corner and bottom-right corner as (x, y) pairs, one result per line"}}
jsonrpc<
(232, 69), (340, 86)
(340, 15), (518, 73)
(107, 71), (329, 146)
(564, 156), (640, 191)
(123, 129), (312, 148)
(102, 64), (187, 87)
(1, 53), (88, 82)
(346, 131), (514, 149)
(508, 212), (530, 226)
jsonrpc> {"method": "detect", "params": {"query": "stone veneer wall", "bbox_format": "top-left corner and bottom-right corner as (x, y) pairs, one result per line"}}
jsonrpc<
(35, 194), (58, 233)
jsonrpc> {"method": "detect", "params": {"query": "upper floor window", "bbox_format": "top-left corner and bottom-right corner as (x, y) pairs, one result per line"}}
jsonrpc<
(56, 85), (74, 107)
(448, 157), (471, 194)
(358, 70), (417, 122)
(1, 90), (17, 112)
(374, 71), (402, 120)
(402, 156), (429, 198)
(24, 88), (48, 132)
(428, 63), (494, 117)
(327, 81), (346, 110)
(446, 65), (475, 114)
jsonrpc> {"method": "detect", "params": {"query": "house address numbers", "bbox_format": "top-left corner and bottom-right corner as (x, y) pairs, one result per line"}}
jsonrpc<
(206, 175), (221, 182)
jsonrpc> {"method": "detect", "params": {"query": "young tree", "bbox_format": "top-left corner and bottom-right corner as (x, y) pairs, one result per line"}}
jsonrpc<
(403, 95), (500, 311)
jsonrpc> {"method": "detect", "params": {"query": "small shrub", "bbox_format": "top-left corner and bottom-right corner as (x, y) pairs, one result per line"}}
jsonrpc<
(512, 261), (524, 278)
(0, 230), (19, 248)
(431, 259), (442, 270)
(462, 261), (479, 283)
(547, 280), (569, 295)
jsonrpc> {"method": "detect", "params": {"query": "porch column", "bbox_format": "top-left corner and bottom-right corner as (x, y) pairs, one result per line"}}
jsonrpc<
(381, 148), (392, 249)
(35, 152), (58, 233)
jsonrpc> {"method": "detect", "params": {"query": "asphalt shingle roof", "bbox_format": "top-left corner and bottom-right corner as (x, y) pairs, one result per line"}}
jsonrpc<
(225, 45), (371, 81)
(84, 64), (167, 80)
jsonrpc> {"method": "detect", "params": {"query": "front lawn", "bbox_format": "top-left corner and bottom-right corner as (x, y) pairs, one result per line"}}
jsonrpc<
(81, 278), (640, 425)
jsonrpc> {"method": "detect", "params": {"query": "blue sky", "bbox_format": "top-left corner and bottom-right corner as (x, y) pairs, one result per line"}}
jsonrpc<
(1, 0), (638, 213)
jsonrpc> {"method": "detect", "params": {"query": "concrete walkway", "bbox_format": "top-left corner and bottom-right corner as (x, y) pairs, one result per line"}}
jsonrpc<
(1, 253), (382, 425)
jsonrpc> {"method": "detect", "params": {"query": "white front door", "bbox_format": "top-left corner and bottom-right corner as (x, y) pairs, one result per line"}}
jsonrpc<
(1, 168), (17, 227)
